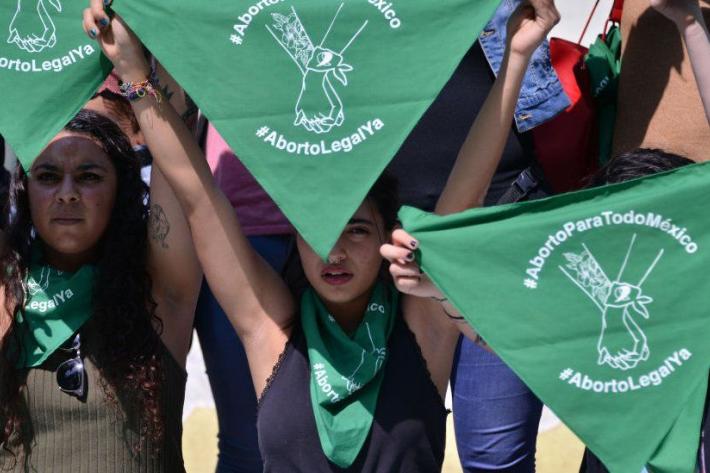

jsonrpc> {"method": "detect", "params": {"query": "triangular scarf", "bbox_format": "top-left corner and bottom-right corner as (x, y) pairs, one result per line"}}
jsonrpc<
(399, 162), (710, 473)
(300, 281), (398, 467)
(16, 258), (95, 368)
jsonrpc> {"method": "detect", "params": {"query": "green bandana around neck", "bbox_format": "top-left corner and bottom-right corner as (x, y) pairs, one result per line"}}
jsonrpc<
(16, 259), (96, 368)
(112, 0), (503, 259)
(0, 0), (112, 168)
(399, 162), (710, 473)
(300, 281), (398, 467)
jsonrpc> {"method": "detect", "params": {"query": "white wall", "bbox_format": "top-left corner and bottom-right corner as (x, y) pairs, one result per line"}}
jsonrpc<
(550, 0), (616, 47)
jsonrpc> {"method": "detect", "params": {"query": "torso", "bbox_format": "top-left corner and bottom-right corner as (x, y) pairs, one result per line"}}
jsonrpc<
(257, 315), (448, 473)
(0, 320), (187, 473)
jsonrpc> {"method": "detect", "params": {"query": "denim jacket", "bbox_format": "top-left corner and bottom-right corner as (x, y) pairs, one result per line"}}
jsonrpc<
(479, 0), (570, 133)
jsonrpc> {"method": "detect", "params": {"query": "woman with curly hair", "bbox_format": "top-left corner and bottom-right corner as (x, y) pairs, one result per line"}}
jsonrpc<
(0, 106), (202, 469)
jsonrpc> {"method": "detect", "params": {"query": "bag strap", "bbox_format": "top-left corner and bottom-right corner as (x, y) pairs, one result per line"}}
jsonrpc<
(610, 0), (625, 24)
(578, 0), (603, 45)
(496, 167), (543, 205)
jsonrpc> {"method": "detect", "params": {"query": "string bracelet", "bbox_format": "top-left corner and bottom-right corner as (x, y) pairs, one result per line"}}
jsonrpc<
(120, 73), (163, 105)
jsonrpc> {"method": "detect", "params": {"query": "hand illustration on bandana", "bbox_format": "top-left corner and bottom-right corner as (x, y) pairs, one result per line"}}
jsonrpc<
(7, 0), (62, 53)
(561, 235), (662, 371)
(266, 4), (367, 134)
(294, 47), (351, 134)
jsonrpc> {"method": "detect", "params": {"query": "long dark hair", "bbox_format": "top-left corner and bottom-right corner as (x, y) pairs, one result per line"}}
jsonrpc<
(282, 172), (400, 297)
(0, 110), (164, 459)
(589, 148), (694, 186)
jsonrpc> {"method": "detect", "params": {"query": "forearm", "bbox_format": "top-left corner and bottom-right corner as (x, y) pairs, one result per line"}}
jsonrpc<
(681, 17), (710, 124)
(435, 50), (532, 215)
(132, 94), (294, 338)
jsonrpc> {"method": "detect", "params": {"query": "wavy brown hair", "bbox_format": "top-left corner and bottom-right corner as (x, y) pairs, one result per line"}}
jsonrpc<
(0, 110), (164, 462)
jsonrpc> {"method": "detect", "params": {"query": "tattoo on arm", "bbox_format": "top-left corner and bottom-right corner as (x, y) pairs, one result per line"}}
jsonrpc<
(149, 204), (171, 249)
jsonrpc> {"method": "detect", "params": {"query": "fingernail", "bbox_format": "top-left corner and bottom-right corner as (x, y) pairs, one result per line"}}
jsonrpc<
(410, 240), (418, 249)
(405, 252), (415, 262)
(90, 28), (97, 38)
(103, 0), (112, 5)
(100, 17), (109, 27)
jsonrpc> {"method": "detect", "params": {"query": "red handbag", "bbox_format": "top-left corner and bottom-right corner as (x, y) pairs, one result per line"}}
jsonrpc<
(531, 0), (624, 193)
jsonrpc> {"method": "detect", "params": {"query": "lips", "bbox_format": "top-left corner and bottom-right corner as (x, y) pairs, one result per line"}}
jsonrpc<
(51, 217), (83, 225)
(321, 265), (353, 286)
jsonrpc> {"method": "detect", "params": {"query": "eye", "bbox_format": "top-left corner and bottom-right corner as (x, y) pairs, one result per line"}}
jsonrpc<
(78, 172), (103, 182)
(347, 226), (370, 236)
(34, 172), (60, 183)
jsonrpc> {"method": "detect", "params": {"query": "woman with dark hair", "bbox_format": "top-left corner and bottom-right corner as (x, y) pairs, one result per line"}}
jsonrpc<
(82, 0), (560, 470)
(0, 106), (202, 470)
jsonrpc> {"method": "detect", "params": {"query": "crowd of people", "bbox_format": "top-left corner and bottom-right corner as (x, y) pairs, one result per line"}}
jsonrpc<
(0, 0), (708, 472)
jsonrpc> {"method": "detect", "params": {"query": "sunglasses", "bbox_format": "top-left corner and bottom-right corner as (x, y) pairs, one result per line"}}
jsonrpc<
(56, 332), (86, 399)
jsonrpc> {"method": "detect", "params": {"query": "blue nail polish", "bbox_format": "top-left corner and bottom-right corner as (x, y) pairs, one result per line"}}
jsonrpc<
(103, 0), (111, 5)
(100, 18), (109, 27)
(90, 28), (97, 38)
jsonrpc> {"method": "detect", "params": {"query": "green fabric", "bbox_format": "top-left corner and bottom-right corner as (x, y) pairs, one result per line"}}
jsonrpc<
(399, 163), (710, 473)
(300, 282), (398, 467)
(17, 261), (95, 367)
(585, 25), (622, 165)
(112, 0), (502, 259)
(0, 0), (112, 169)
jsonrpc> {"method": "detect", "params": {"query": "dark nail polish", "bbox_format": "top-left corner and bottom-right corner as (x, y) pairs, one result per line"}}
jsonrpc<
(100, 18), (109, 27)
(89, 28), (97, 38)
(103, 0), (112, 5)
(406, 252), (415, 261)
(410, 240), (418, 249)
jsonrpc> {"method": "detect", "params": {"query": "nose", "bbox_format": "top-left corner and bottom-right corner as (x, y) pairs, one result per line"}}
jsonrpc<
(327, 245), (346, 265)
(56, 175), (79, 204)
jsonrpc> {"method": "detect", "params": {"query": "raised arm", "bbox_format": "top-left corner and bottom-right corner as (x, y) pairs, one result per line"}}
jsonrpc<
(83, 1), (295, 393)
(651, 0), (710, 125)
(382, 1), (560, 353)
(436, 0), (560, 215)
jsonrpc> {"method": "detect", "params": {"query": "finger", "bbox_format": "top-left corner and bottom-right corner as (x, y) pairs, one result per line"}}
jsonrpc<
(380, 243), (415, 265)
(391, 228), (418, 250)
(392, 274), (422, 292)
(389, 262), (421, 279)
(89, 0), (111, 29)
(83, 8), (100, 39)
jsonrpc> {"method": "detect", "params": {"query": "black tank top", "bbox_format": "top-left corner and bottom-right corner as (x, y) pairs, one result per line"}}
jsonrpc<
(257, 316), (447, 472)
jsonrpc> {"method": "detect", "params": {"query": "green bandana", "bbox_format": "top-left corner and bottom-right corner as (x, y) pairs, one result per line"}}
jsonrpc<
(0, 0), (112, 168)
(585, 25), (622, 165)
(300, 282), (398, 467)
(399, 163), (710, 473)
(16, 261), (95, 368)
(112, 0), (502, 259)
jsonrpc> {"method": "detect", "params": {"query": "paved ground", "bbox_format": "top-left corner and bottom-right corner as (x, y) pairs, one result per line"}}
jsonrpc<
(180, 2), (612, 471)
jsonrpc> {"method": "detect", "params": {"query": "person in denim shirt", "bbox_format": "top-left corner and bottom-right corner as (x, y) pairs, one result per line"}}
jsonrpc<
(388, 1), (568, 472)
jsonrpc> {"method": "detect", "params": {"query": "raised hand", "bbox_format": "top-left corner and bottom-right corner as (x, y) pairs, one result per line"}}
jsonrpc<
(82, 0), (149, 82)
(380, 229), (444, 300)
(650, 0), (704, 28)
(506, 0), (560, 58)
(7, 0), (63, 54)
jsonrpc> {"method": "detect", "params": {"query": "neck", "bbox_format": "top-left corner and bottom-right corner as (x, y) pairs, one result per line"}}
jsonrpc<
(323, 287), (374, 335)
(42, 245), (96, 273)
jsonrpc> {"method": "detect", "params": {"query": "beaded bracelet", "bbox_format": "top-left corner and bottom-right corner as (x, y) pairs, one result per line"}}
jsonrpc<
(120, 75), (163, 104)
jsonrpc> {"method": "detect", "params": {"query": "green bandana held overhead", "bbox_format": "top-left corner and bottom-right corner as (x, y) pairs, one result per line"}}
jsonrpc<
(16, 261), (95, 368)
(0, 0), (112, 168)
(300, 282), (398, 467)
(400, 163), (710, 473)
(111, 0), (503, 259)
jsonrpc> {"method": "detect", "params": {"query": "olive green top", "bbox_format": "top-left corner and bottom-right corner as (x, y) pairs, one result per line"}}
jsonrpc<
(0, 323), (186, 473)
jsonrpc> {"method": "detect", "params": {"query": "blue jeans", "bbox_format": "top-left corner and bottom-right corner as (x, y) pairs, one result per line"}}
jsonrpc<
(451, 335), (543, 472)
(194, 235), (292, 473)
